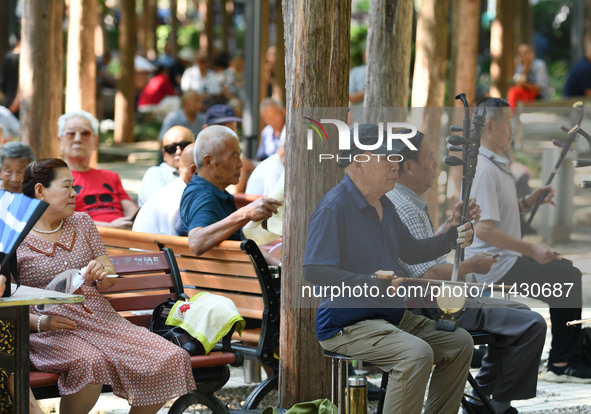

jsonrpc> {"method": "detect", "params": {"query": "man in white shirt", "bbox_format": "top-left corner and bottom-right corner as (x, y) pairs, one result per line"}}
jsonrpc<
(133, 144), (196, 235)
(246, 130), (285, 196)
(138, 126), (194, 206)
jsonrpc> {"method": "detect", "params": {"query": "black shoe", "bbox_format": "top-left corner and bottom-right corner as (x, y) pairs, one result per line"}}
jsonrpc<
(545, 357), (591, 384)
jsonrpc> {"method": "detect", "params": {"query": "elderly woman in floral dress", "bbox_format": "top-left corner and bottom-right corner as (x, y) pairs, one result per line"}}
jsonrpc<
(17, 158), (195, 414)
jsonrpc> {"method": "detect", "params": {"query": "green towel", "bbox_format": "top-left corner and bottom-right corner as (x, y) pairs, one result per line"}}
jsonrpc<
(165, 292), (245, 354)
(262, 399), (336, 414)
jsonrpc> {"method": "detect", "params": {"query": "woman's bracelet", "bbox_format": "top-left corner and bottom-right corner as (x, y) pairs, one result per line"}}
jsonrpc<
(37, 315), (46, 333)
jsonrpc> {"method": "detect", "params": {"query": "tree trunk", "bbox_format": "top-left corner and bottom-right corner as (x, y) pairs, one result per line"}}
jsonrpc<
(221, 0), (230, 52)
(20, 0), (64, 159)
(490, 0), (516, 99)
(586, 0), (591, 54)
(274, 2), (286, 104)
(411, 0), (448, 228)
(258, 0), (270, 103)
(66, 0), (97, 115)
(365, 0), (413, 111)
(170, 0), (179, 56)
(114, 0), (136, 144)
(199, 0), (215, 57)
(0, 2), (11, 68)
(447, 0), (481, 209)
(281, 0), (350, 407)
(517, 0), (532, 46)
(141, 0), (158, 60)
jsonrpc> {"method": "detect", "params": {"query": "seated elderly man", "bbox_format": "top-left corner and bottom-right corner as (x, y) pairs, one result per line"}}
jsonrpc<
(58, 110), (137, 229)
(138, 126), (194, 206)
(304, 124), (474, 414)
(0, 142), (34, 193)
(202, 104), (254, 194)
(387, 130), (546, 414)
(158, 90), (205, 141)
(180, 125), (281, 257)
(133, 144), (195, 235)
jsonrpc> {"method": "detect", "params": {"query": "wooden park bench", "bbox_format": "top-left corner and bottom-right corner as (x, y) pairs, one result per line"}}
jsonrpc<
(30, 247), (243, 413)
(97, 227), (280, 410)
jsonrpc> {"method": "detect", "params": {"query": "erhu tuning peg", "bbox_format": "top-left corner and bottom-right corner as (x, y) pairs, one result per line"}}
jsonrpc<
(446, 134), (470, 146)
(450, 125), (464, 132)
(444, 156), (466, 166)
(447, 144), (463, 152)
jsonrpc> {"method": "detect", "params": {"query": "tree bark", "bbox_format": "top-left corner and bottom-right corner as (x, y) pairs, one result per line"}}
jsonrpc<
(411, 0), (448, 228)
(517, 0), (532, 46)
(170, 0), (179, 56)
(490, 0), (516, 99)
(274, 3), (286, 104)
(221, 0), (230, 52)
(364, 0), (413, 111)
(281, 0), (350, 407)
(140, 0), (158, 60)
(0, 2), (11, 68)
(114, 0), (136, 143)
(447, 0), (481, 208)
(20, 0), (64, 159)
(66, 0), (97, 115)
(199, 0), (215, 57)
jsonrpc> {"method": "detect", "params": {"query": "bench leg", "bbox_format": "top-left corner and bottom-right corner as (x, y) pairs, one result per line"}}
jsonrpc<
(241, 373), (278, 410)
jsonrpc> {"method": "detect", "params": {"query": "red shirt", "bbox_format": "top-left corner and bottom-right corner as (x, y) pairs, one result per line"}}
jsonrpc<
(72, 169), (132, 222)
(137, 73), (177, 107)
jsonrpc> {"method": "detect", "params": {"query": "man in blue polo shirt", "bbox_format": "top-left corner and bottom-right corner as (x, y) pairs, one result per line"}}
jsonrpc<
(303, 124), (474, 414)
(180, 125), (281, 256)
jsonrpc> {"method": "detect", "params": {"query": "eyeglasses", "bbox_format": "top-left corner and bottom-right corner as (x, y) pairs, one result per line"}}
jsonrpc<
(163, 141), (192, 154)
(63, 130), (93, 139)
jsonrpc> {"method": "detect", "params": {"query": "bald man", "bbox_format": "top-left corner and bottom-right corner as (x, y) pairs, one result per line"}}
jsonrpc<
(180, 125), (281, 257)
(138, 126), (195, 206)
(133, 144), (197, 235)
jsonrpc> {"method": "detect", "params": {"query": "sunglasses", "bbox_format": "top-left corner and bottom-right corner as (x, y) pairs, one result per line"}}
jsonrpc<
(163, 141), (192, 154)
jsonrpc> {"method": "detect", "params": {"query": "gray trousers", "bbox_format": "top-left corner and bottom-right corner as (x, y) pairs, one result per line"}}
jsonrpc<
(320, 311), (473, 414)
(456, 298), (547, 402)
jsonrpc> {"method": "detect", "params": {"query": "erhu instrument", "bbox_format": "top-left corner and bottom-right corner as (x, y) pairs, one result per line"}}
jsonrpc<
(444, 94), (487, 283)
(522, 102), (591, 234)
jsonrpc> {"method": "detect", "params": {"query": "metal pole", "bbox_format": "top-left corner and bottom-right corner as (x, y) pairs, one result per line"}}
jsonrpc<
(242, 0), (261, 159)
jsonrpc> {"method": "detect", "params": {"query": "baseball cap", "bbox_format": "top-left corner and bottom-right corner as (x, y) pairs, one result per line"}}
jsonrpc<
(204, 105), (242, 125)
(338, 123), (410, 168)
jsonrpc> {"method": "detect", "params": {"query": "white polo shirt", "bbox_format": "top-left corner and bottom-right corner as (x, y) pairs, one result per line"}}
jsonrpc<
(464, 147), (520, 283)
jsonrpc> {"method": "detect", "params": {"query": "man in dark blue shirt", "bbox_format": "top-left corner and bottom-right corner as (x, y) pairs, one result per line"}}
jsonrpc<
(303, 124), (474, 414)
(180, 125), (281, 256)
(564, 51), (591, 97)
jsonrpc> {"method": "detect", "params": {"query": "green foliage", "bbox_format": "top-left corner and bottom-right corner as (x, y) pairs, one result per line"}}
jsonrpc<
(134, 119), (163, 142)
(548, 60), (570, 97)
(350, 25), (367, 68)
(178, 25), (200, 50)
(514, 151), (541, 178)
(532, 0), (574, 63)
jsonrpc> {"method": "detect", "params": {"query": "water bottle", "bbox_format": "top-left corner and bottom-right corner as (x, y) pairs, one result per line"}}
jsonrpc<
(347, 376), (367, 414)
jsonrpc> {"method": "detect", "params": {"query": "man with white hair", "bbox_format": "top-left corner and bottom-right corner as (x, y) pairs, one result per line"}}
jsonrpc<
(180, 125), (282, 256)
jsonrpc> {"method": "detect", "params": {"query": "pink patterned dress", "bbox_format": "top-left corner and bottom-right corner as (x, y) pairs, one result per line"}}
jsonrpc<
(17, 212), (196, 406)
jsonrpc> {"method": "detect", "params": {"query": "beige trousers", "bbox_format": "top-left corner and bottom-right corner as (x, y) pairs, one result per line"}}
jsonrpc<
(320, 311), (473, 414)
